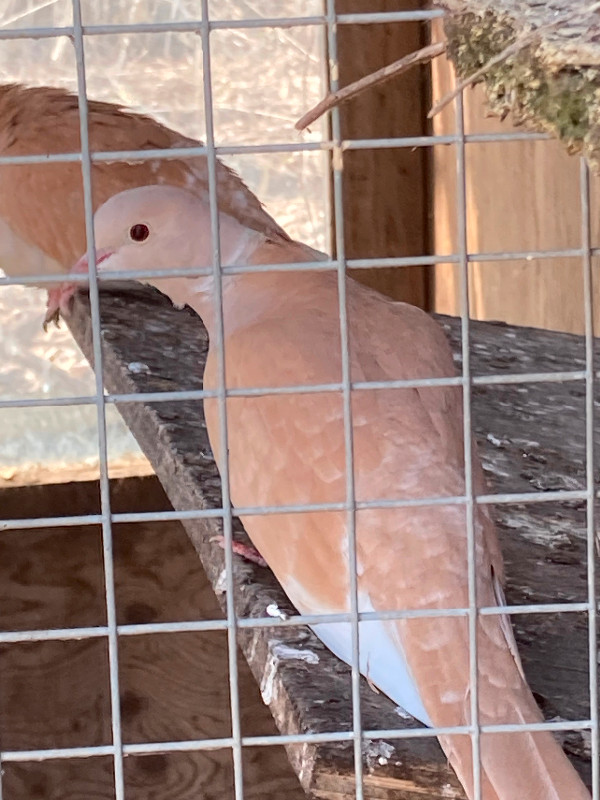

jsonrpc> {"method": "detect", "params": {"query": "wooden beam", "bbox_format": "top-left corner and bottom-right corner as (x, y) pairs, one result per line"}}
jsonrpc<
(334, 0), (430, 307)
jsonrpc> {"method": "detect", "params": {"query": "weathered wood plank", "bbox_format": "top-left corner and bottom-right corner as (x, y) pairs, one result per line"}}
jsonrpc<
(0, 478), (305, 800)
(56, 284), (597, 797)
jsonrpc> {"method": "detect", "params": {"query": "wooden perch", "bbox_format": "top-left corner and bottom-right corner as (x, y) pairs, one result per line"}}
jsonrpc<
(435, 0), (600, 166)
(66, 285), (595, 797)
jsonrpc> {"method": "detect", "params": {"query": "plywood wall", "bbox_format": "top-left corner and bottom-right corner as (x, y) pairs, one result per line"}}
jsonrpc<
(431, 21), (600, 334)
(0, 478), (304, 800)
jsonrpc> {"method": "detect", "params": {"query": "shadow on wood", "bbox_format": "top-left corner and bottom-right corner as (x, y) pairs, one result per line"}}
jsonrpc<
(335, 0), (431, 307)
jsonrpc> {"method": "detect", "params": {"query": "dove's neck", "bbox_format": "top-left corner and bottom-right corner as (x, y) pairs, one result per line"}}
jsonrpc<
(150, 212), (265, 319)
(150, 210), (330, 338)
(188, 235), (331, 339)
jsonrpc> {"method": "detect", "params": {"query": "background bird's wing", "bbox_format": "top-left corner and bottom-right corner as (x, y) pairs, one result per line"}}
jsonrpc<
(0, 83), (287, 277)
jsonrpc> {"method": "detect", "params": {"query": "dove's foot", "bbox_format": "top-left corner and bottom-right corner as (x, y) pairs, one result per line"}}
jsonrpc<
(210, 536), (268, 567)
(43, 283), (77, 331)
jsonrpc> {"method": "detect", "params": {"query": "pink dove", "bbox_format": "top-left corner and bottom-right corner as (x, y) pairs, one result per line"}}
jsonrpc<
(51, 185), (590, 800)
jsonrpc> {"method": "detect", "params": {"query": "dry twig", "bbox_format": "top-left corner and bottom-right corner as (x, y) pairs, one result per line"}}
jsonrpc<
(295, 41), (446, 131)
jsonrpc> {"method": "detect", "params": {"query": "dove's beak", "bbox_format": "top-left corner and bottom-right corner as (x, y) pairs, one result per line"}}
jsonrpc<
(70, 247), (115, 277)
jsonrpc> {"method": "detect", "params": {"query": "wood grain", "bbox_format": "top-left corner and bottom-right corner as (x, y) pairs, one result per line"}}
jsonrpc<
(431, 18), (600, 334)
(0, 478), (305, 800)
(335, 0), (430, 307)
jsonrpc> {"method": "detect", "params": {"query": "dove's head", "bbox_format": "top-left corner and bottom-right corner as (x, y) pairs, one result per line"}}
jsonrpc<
(48, 185), (264, 331)
(72, 185), (216, 283)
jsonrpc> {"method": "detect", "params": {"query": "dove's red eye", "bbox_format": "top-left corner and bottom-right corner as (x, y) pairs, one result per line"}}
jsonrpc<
(129, 223), (150, 242)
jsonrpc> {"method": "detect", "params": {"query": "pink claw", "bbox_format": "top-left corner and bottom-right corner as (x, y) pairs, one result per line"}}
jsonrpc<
(43, 250), (101, 332)
(210, 536), (268, 568)
(43, 282), (78, 331)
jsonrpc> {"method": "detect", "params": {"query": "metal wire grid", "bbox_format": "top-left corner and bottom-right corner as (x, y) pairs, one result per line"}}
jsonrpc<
(0, 2), (597, 800)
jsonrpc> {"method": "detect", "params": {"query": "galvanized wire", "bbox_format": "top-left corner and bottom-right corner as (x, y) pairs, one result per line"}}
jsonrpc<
(0, 599), (594, 646)
(325, 2), (364, 796)
(1, 246), (596, 288)
(70, 2), (125, 798)
(0, 3), (596, 798)
(0, 716), (594, 765)
(0, 486), (593, 533)
(580, 157), (599, 800)
(0, 9), (444, 43)
(0, 130), (552, 171)
(0, 369), (593, 412)
(198, 3), (245, 798)
(455, 90), (482, 800)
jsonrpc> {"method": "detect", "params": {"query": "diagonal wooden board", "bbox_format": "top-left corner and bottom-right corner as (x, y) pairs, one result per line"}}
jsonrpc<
(66, 283), (596, 798)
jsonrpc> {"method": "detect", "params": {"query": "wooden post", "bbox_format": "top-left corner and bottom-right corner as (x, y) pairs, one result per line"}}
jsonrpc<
(335, 0), (431, 307)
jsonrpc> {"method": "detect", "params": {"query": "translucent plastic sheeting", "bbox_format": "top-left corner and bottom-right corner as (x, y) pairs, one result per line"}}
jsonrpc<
(0, 0), (328, 484)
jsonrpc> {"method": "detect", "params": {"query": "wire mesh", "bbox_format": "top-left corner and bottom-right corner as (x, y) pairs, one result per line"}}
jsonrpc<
(71, 1), (126, 796)
(454, 89), (482, 798)
(324, 1), (364, 795)
(198, 2), (245, 797)
(580, 156), (600, 799)
(0, 2), (597, 800)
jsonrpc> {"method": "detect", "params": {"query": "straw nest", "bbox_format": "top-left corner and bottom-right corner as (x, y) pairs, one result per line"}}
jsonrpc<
(437, 0), (600, 166)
